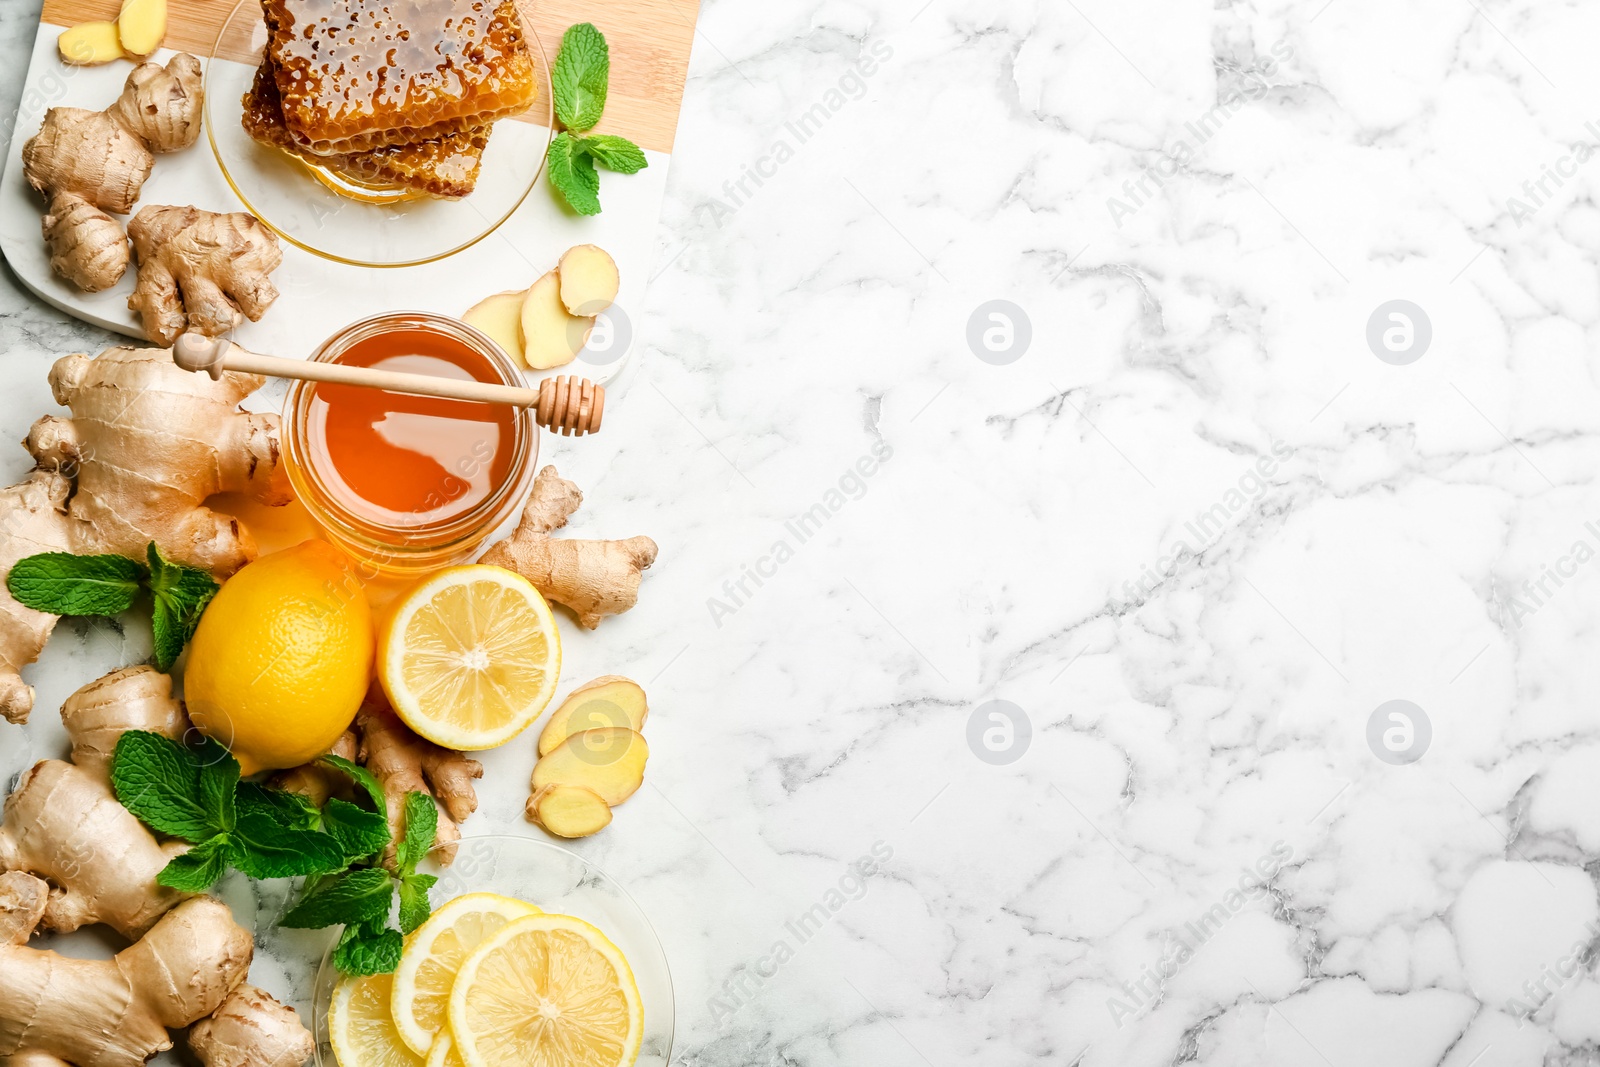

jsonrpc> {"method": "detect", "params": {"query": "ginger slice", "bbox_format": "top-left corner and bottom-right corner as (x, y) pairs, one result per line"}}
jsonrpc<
(519, 270), (591, 370)
(537, 676), (648, 757)
(529, 728), (648, 807)
(117, 0), (167, 59)
(556, 244), (619, 316)
(57, 21), (124, 65)
(462, 290), (526, 366)
(527, 784), (612, 838)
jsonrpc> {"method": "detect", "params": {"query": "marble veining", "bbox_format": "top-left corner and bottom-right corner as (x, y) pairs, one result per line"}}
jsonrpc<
(6, 1), (1600, 1065)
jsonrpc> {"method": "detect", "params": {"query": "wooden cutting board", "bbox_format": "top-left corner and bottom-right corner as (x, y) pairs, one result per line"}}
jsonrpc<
(39, 0), (697, 152)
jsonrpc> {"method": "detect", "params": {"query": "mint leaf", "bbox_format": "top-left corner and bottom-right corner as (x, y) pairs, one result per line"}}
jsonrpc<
(552, 23), (609, 132)
(548, 133), (601, 215)
(146, 542), (218, 669)
(230, 811), (349, 880)
(236, 782), (321, 831)
(321, 754), (387, 814)
(112, 730), (220, 842)
(396, 792), (438, 875)
(195, 738), (239, 831)
(398, 873), (437, 935)
(158, 838), (231, 892)
(8, 552), (144, 616)
(581, 134), (647, 174)
(334, 921), (403, 975)
(324, 798), (391, 864)
(281, 867), (394, 929)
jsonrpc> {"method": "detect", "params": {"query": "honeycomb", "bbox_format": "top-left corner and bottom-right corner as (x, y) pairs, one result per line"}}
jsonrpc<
(261, 0), (537, 155)
(242, 59), (490, 199)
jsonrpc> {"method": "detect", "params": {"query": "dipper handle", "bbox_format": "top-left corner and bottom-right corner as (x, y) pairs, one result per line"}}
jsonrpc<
(171, 334), (604, 435)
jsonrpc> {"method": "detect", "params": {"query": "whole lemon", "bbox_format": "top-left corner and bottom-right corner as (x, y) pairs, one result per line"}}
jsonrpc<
(185, 540), (375, 775)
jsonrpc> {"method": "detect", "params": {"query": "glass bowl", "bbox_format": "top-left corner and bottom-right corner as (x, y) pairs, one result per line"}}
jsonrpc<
(204, 0), (554, 267)
(311, 835), (675, 1067)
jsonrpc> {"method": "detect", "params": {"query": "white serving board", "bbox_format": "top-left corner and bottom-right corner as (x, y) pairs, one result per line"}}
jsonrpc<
(0, 26), (671, 384)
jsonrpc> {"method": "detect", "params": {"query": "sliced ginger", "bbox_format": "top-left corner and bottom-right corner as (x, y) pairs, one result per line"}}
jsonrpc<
(556, 244), (619, 316)
(530, 728), (648, 807)
(519, 270), (591, 370)
(57, 22), (124, 65)
(527, 784), (612, 838)
(537, 676), (648, 757)
(117, 0), (167, 59)
(461, 290), (525, 366)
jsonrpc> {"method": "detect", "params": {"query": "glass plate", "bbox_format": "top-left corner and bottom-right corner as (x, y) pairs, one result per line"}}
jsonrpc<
(311, 835), (674, 1067)
(205, 0), (554, 267)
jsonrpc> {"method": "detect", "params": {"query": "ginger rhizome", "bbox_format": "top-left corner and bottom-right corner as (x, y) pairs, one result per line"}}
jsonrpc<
(190, 985), (317, 1067)
(277, 692), (483, 865)
(22, 54), (203, 292)
(128, 205), (284, 345)
(0, 346), (288, 724)
(0, 667), (313, 1067)
(480, 465), (657, 628)
(0, 873), (251, 1067)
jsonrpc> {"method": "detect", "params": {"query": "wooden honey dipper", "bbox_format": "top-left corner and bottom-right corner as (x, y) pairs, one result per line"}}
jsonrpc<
(172, 333), (604, 436)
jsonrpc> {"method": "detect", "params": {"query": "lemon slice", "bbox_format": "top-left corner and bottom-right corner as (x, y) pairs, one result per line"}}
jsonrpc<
(329, 972), (425, 1067)
(450, 913), (643, 1067)
(380, 565), (562, 749)
(426, 1033), (466, 1067)
(392, 892), (541, 1054)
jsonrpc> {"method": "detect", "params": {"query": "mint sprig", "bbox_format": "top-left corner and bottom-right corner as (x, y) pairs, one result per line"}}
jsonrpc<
(546, 23), (647, 215)
(8, 542), (218, 670)
(111, 729), (437, 976)
(112, 731), (352, 890)
(283, 790), (440, 976)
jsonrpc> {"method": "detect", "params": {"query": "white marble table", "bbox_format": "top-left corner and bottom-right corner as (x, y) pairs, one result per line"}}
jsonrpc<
(6, 1), (1600, 1065)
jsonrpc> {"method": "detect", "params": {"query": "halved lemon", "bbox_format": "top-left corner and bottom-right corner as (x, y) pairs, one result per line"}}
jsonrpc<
(392, 892), (542, 1055)
(380, 565), (562, 749)
(329, 972), (425, 1067)
(449, 913), (643, 1067)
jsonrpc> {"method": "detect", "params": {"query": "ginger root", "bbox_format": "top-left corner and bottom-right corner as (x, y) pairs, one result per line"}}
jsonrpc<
(61, 664), (189, 778)
(0, 759), (190, 937)
(479, 466), (657, 628)
(128, 205), (284, 345)
(0, 472), (76, 725)
(0, 345), (288, 724)
(359, 697), (483, 865)
(0, 873), (252, 1067)
(190, 985), (318, 1067)
(42, 191), (130, 293)
(276, 695), (482, 866)
(23, 54), (203, 292)
(0, 668), (193, 936)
